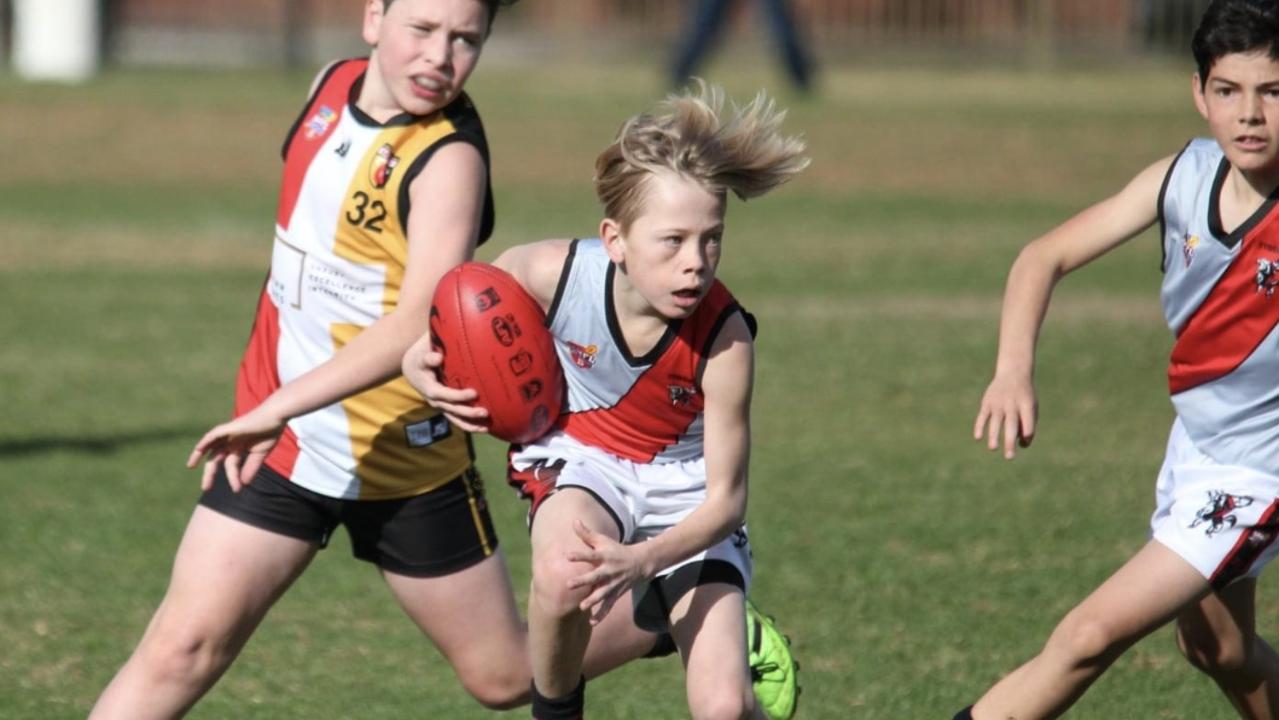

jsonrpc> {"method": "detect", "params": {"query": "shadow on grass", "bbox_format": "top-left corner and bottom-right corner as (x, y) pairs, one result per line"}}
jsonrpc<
(0, 427), (203, 458)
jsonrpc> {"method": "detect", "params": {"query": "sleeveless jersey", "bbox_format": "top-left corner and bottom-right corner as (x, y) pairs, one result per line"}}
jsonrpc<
(546, 239), (750, 464)
(234, 59), (494, 500)
(1159, 137), (1279, 474)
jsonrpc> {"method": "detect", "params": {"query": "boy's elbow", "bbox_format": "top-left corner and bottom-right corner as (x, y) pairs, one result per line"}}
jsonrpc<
(1014, 240), (1067, 281)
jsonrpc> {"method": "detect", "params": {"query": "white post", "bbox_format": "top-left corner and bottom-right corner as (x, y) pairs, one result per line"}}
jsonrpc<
(14, 0), (100, 82)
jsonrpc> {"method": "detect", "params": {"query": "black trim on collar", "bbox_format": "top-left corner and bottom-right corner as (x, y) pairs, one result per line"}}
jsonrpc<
(604, 262), (680, 367)
(1207, 157), (1279, 249)
(347, 76), (465, 128)
(545, 239), (579, 327)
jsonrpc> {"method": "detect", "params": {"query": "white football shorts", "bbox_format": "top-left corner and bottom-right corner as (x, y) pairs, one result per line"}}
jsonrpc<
(510, 430), (752, 631)
(1151, 418), (1279, 590)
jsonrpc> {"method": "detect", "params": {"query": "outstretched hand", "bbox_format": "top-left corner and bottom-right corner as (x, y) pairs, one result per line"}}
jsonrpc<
(401, 332), (489, 433)
(973, 373), (1038, 459)
(565, 520), (647, 625)
(187, 407), (286, 492)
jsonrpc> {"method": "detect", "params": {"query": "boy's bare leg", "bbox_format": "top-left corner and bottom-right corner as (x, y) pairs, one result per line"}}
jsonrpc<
(1177, 578), (1279, 719)
(670, 582), (764, 720)
(384, 551), (662, 710)
(526, 489), (620, 699)
(90, 507), (317, 720)
(972, 540), (1210, 720)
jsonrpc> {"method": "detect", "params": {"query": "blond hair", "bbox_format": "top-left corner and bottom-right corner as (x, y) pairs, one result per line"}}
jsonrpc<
(593, 81), (810, 229)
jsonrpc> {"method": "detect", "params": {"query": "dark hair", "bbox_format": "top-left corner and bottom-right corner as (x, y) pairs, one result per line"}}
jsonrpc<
(382, 0), (520, 32)
(1192, 0), (1279, 86)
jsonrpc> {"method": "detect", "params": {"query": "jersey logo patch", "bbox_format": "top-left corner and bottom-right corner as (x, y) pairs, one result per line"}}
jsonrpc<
(304, 105), (337, 140)
(1257, 258), (1279, 297)
(370, 144), (400, 188)
(404, 415), (452, 448)
(1182, 233), (1200, 268)
(668, 384), (696, 407)
(1191, 490), (1254, 536)
(567, 341), (598, 369)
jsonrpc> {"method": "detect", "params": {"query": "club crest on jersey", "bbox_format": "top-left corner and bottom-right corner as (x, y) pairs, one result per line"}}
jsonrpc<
(567, 341), (598, 369)
(304, 105), (337, 140)
(370, 144), (400, 188)
(1182, 233), (1200, 268)
(1190, 490), (1254, 537)
(1257, 258), (1279, 297)
(668, 384), (697, 407)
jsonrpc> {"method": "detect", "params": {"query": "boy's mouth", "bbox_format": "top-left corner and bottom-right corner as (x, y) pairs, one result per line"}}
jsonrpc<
(1235, 134), (1269, 151)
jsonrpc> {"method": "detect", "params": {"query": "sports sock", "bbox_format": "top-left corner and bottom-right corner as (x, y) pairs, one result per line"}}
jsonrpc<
(952, 706), (974, 720)
(531, 676), (585, 720)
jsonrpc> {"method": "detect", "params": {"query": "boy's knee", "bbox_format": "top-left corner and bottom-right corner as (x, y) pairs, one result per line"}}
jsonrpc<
(688, 687), (755, 720)
(1175, 624), (1251, 676)
(531, 551), (590, 618)
(456, 666), (529, 711)
(1046, 611), (1123, 668)
(137, 626), (228, 686)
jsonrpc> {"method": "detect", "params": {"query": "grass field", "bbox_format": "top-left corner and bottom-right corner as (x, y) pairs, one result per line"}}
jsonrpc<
(0, 50), (1259, 718)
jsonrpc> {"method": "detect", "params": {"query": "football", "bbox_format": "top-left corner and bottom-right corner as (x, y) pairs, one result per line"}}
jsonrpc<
(429, 262), (563, 444)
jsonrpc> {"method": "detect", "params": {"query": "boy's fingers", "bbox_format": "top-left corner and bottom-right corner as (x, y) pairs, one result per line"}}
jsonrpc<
(973, 407), (989, 440)
(1020, 405), (1036, 447)
(986, 412), (1002, 450)
(226, 455), (244, 493)
(1003, 414), (1019, 459)
(201, 459), (217, 491)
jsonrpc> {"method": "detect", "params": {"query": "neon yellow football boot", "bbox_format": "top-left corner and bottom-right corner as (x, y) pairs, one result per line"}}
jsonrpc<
(747, 599), (800, 720)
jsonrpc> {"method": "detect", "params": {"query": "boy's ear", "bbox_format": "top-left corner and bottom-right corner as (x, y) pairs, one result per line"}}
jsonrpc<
(600, 218), (626, 264)
(362, 0), (385, 46)
(1192, 72), (1210, 120)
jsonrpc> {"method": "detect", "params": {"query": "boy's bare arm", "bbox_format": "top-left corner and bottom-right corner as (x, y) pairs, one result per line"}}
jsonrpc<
(191, 142), (486, 488)
(975, 155), (1175, 459)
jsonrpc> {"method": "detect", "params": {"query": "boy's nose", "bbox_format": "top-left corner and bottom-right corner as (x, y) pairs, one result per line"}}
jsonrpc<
(423, 35), (452, 69)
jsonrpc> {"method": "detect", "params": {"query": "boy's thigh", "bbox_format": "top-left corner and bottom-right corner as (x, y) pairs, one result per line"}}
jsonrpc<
(157, 505), (318, 636)
(632, 534), (752, 634)
(667, 582), (753, 693)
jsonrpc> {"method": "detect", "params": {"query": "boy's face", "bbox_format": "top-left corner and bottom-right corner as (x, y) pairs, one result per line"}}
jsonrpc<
(1194, 50), (1279, 182)
(362, 0), (488, 118)
(602, 172), (727, 321)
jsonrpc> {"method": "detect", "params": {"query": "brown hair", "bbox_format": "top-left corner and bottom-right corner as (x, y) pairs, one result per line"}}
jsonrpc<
(381, 0), (519, 32)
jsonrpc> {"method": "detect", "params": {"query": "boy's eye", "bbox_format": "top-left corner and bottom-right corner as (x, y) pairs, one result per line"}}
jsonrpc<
(454, 35), (480, 50)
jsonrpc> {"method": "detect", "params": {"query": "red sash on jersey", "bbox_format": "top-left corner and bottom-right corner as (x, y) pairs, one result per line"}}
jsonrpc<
(1169, 211), (1279, 394)
(277, 60), (367, 230)
(557, 282), (740, 463)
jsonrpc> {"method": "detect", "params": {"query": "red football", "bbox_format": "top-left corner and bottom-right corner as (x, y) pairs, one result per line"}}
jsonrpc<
(429, 262), (563, 444)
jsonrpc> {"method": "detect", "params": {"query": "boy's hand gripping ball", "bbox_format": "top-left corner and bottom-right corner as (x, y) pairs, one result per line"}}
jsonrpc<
(429, 262), (563, 444)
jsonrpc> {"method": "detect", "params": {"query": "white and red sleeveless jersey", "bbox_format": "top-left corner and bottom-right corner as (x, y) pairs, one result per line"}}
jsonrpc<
(1160, 137), (1279, 473)
(234, 59), (493, 500)
(546, 239), (752, 464)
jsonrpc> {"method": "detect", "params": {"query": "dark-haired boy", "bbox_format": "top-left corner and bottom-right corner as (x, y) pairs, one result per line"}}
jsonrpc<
(958, 0), (1279, 717)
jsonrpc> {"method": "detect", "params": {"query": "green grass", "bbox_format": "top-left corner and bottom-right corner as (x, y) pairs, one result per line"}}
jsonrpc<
(0, 55), (1259, 718)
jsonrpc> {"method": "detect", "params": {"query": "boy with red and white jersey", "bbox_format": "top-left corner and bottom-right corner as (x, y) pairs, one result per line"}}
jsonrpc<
(90, 1), (671, 717)
(408, 83), (808, 719)
(957, 1), (1279, 718)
